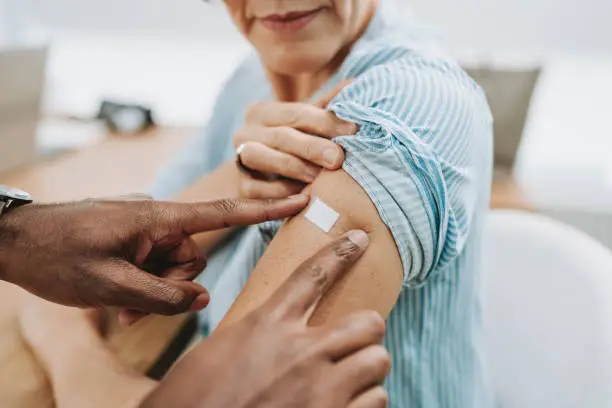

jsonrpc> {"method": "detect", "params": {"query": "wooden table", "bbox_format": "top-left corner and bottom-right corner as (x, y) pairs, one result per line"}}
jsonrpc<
(0, 126), (194, 408)
(491, 176), (531, 211)
(0, 124), (530, 407)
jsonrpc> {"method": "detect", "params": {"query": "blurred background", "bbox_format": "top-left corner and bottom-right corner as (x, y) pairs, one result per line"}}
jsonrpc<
(1, 0), (612, 242)
(2, 0), (611, 122)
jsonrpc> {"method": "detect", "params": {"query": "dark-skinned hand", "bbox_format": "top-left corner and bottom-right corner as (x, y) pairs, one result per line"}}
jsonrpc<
(0, 195), (309, 317)
(141, 231), (390, 408)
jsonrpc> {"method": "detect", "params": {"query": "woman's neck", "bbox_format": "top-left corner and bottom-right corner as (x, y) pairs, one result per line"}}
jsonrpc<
(268, 50), (348, 102)
(267, 0), (377, 103)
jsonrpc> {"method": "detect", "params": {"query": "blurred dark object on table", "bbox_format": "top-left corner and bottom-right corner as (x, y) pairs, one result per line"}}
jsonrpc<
(97, 100), (155, 134)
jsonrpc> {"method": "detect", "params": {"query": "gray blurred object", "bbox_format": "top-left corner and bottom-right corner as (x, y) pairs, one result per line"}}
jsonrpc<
(0, 46), (47, 173)
(483, 210), (612, 408)
(541, 208), (612, 251)
(465, 67), (541, 179)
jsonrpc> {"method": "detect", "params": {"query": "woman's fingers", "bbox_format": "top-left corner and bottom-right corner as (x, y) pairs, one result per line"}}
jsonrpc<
(267, 126), (345, 169)
(236, 126), (345, 170)
(235, 97), (357, 200)
(245, 101), (357, 138)
(348, 386), (389, 408)
(239, 141), (321, 183)
(239, 177), (306, 200)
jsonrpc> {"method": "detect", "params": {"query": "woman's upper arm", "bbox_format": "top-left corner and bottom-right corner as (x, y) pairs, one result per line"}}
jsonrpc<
(220, 169), (404, 327)
(219, 59), (492, 327)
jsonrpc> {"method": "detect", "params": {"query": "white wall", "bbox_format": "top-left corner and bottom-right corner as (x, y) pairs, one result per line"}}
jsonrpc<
(6, 0), (611, 126)
(0, 0), (34, 45)
(30, 0), (241, 41)
(25, 0), (612, 54)
(409, 0), (612, 55)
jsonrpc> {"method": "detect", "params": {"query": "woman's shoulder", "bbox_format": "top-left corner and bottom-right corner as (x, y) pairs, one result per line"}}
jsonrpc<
(329, 30), (493, 165)
(333, 36), (492, 141)
(345, 3), (482, 95)
(342, 37), (487, 115)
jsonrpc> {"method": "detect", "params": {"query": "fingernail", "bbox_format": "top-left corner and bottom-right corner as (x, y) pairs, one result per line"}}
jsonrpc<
(119, 312), (140, 327)
(339, 123), (358, 135)
(288, 193), (309, 201)
(323, 148), (341, 167)
(306, 167), (320, 181)
(126, 316), (140, 326)
(190, 293), (210, 312)
(118, 313), (130, 326)
(348, 230), (369, 249)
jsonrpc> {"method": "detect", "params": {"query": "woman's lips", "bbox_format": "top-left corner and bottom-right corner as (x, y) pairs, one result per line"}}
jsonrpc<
(259, 8), (323, 33)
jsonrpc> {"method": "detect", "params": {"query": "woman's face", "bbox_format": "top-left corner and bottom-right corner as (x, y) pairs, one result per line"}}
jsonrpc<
(224, 0), (373, 75)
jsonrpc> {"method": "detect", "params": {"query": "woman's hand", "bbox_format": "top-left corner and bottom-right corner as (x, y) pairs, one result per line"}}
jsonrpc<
(234, 82), (358, 199)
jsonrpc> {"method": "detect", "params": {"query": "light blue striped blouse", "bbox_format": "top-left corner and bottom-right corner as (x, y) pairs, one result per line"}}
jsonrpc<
(151, 2), (494, 407)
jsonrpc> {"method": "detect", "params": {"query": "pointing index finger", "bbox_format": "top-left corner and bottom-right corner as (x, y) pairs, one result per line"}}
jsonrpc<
(163, 194), (310, 235)
(264, 230), (370, 322)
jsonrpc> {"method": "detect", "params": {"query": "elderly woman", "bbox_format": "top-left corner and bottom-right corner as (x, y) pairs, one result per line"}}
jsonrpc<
(21, 0), (493, 407)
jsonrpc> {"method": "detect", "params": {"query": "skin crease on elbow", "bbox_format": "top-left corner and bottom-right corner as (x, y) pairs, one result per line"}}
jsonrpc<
(15, 1), (395, 408)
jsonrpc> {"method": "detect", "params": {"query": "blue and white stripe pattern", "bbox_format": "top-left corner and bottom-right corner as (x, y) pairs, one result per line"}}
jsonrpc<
(151, 2), (494, 406)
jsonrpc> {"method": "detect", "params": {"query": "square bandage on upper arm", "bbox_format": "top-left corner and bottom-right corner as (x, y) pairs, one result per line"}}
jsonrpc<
(305, 198), (340, 233)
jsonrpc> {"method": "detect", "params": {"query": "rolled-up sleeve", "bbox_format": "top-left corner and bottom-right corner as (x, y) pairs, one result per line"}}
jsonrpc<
(329, 61), (492, 288)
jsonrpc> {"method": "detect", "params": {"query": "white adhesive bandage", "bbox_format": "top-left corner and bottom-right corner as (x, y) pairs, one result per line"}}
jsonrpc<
(305, 198), (340, 233)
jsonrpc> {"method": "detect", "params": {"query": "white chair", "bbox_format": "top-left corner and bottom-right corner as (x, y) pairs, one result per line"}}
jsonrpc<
(482, 210), (612, 408)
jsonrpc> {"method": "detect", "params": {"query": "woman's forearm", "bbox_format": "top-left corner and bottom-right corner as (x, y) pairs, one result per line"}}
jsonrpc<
(176, 161), (242, 256)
